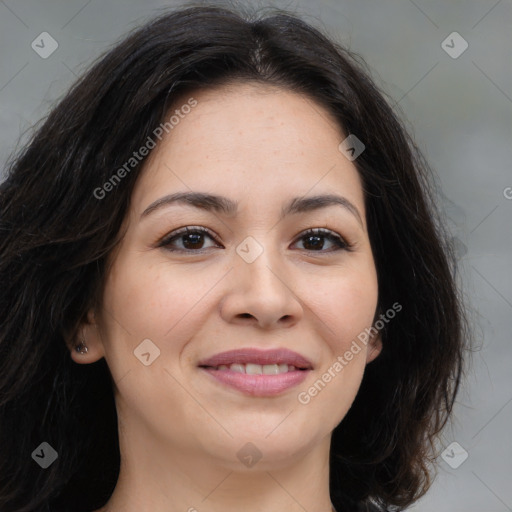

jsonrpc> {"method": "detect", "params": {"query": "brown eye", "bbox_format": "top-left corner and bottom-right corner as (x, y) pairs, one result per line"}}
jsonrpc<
(159, 227), (221, 252)
(158, 226), (352, 254)
(292, 228), (351, 252)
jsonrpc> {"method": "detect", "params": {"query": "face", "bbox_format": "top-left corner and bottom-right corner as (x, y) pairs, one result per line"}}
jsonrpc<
(74, 82), (381, 471)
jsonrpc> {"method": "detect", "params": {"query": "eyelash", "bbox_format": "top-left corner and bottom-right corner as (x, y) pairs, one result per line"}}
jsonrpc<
(157, 226), (353, 254)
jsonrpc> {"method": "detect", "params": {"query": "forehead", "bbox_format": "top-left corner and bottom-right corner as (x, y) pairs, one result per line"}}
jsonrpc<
(131, 82), (365, 219)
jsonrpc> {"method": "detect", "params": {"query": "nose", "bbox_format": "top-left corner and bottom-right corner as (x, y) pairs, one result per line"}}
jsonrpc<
(219, 237), (303, 330)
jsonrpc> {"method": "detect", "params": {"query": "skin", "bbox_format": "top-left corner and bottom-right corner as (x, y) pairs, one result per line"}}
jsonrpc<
(70, 82), (382, 512)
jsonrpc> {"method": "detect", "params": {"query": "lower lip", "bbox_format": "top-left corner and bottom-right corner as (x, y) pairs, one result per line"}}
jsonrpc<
(200, 367), (310, 397)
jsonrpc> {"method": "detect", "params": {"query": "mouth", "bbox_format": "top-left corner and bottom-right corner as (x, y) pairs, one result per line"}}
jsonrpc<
(198, 348), (313, 373)
(197, 348), (313, 397)
(200, 362), (308, 374)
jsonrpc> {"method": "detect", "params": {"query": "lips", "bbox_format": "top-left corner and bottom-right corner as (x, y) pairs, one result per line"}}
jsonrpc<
(197, 348), (313, 397)
(197, 348), (313, 370)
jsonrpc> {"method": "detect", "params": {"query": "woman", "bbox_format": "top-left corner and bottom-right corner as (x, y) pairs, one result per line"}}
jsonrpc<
(0, 4), (469, 511)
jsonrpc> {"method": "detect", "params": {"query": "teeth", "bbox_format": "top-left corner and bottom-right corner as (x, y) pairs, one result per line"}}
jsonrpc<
(230, 363), (245, 373)
(212, 363), (300, 374)
(263, 364), (279, 375)
(245, 363), (262, 375)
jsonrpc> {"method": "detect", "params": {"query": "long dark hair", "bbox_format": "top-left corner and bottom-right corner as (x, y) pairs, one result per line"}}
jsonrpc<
(0, 4), (469, 511)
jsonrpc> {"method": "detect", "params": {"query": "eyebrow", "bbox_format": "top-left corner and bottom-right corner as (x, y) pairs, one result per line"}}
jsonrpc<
(140, 191), (364, 228)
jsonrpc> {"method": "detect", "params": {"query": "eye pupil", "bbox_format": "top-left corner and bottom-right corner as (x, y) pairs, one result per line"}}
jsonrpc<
(183, 232), (204, 249)
(304, 235), (324, 250)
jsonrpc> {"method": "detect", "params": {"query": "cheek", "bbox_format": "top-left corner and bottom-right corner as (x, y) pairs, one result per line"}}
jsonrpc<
(101, 254), (223, 349)
(296, 268), (377, 426)
(102, 259), (166, 334)
(305, 263), (378, 350)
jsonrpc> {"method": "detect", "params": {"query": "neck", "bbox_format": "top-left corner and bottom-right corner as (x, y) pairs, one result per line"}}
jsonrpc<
(95, 412), (336, 512)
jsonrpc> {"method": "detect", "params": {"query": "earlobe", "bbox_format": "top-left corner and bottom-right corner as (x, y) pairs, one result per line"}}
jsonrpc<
(69, 327), (89, 364)
(366, 332), (383, 364)
(68, 309), (105, 364)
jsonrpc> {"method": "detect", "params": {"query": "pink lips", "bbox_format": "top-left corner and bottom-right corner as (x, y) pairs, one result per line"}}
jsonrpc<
(198, 348), (313, 397)
(198, 348), (313, 369)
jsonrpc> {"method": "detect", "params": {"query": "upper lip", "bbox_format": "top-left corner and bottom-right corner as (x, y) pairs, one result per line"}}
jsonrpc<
(198, 348), (313, 369)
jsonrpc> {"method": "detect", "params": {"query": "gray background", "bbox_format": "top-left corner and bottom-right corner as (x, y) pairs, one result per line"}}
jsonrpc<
(1, 0), (511, 510)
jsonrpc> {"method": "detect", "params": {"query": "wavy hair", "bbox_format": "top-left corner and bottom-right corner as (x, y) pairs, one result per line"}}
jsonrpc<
(0, 4), (469, 511)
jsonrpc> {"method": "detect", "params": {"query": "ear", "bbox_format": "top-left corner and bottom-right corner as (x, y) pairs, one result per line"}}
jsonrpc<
(366, 330), (382, 364)
(67, 308), (105, 365)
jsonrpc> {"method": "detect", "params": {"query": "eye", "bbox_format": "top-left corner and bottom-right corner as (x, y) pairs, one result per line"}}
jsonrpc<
(158, 226), (221, 252)
(158, 226), (352, 254)
(292, 228), (352, 253)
